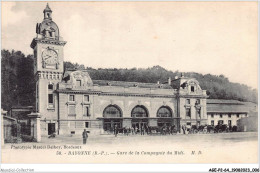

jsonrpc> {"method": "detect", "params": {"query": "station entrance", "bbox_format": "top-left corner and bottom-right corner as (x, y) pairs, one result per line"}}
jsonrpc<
(102, 105), (123, 133)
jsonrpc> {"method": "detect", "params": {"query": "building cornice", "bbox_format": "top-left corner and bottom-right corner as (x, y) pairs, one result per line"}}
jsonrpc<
(177, 94), (208, 99)
(56, 89), (176, 98)
(207, 111), (248, 114)
(31, 38), (67, 49)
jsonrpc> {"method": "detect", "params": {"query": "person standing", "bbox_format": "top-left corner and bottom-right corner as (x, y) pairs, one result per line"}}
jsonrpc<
(115, 125), (118, 137)
(141, 125), (144, 135)
(82, 129), (88, 144)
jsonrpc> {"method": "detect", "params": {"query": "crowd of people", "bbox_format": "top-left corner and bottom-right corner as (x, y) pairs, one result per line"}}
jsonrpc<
(112, 124), (178, 137)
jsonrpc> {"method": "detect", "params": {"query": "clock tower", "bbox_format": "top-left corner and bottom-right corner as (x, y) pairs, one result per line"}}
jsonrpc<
(31, 3), (66, 135)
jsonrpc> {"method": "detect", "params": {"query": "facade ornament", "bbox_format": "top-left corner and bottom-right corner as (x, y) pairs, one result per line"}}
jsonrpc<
(163, 101), (166, 106)
(110, 99), (114, 105)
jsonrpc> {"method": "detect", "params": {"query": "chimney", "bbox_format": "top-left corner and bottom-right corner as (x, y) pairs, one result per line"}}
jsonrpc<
(181, 72), (184, 77)
(157, 81), (160, 84)
(168, 77), (171, 85)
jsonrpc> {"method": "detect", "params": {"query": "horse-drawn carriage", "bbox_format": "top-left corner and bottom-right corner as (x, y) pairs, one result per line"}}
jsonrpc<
(188, 125), (208, 134)
(187, 124), (235, 134)
(148, 125), (177, 135)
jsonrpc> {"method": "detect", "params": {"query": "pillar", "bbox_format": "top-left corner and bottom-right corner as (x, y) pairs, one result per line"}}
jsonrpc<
(122, 119), (131, 128)
(27, 113), (41, 142)
(1, 109), (7, 145)
(149, 119), (157, 126)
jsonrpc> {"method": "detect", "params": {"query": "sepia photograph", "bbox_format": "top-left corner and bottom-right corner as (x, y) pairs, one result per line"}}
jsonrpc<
(0, 0), (259, 171)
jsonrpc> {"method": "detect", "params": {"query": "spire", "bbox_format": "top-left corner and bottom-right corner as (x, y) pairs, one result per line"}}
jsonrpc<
(43, 3), (52, 12)
(43, 3), (52, 20)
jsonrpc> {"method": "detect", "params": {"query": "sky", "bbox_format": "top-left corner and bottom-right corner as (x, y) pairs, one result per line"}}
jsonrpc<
(2, 1), (258, 89)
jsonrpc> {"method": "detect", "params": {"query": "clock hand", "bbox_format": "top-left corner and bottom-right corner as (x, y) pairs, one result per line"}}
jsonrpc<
(45, 55), (51, 60)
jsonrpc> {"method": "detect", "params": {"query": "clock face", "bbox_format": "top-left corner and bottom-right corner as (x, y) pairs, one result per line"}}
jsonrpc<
(42, 48), (58, 65)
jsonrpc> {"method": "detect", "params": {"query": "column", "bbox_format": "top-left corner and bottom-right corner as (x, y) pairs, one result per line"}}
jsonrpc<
(122, 119), (131, 128)
(149, 119), (157, 126)
(27, 113), (42, 142)
(1, 109), (7, 145)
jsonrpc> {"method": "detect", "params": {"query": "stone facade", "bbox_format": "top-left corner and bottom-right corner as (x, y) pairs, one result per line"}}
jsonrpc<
(31, 4), (208, 136)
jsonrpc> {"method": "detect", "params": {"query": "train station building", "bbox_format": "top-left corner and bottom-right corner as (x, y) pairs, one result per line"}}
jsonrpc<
(31, 4), (208, 135)
(30, 4), (256, 136)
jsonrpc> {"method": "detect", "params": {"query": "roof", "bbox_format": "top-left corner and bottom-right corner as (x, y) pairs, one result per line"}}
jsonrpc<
(11, 106), (33, 111)
(92, 80), (173, 89)
(207, 99), (244, 105)
(43, 3), (52, 12)
(62, 69), (173, 89)
(207, 99), (257, 114)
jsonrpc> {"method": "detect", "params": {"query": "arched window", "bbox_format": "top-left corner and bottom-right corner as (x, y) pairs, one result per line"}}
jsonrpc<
(157, 106), (172, 118)
(131, 105), (148, 118)
(103, 105), (122, 118)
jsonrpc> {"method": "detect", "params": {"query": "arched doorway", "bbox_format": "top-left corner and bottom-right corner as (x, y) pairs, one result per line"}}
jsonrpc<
(103, 105), (122, 132)
(131, 105), (149, 131)
(157, 106), (173, 127)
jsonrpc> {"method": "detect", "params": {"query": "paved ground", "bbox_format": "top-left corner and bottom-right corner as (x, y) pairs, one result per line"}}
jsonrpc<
(2, 132), (258, 163)
(39, 131), (258, 147)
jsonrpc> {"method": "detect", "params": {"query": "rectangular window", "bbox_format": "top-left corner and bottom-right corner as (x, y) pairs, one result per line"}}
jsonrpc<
(84, 95), (89, 102)
(191, 86), (195, 92)
(228, 120), (232, 127)
(84, 107), (90, 116)
(69, 95), (75, 102)
(186, 108), (191, 118)
(211, 114), (214, 118)
(211, 120), (214, 126)
(36, 102), (39, 112)
(237, 114), (239, 118)
(76, 80), (81, 86)
(36, 84), (39, 98)
(186, 99), (190, 104)
(186, 122), (191, 125)
(220, 114), (223, 118)
(85, 122), (89, 128)
(228, 114), (231, 118)
(196, 99), (200, 104)
(197, 109), (201, 118)
(48, 94), (53, 104)
(48, 84), (53, 90)
(68, 105), (76, 115)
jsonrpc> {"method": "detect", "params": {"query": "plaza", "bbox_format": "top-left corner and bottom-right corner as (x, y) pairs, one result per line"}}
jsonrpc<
(2, 132), (258, 163)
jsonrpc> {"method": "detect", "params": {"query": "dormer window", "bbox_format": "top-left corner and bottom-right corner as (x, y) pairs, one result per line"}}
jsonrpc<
(191, 86), (195, 92)
(76, 80), (81, 86)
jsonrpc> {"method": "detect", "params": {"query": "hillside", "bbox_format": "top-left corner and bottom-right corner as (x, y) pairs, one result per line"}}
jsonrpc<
(1, 49), (257, 111)
(65, 61), (257, 103)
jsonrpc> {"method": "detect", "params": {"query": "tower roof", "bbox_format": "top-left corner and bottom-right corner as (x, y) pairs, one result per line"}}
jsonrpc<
(43, 3), (52, 13)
